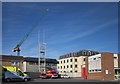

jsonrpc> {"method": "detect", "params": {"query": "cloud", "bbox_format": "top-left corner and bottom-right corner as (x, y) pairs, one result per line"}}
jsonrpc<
(48, 18), (117, 46)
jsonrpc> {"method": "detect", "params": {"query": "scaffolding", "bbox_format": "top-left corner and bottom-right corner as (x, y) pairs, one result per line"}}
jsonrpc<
(38, 30), (46, 73)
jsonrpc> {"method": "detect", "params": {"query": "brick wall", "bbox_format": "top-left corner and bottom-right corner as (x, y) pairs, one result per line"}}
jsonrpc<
(86, 53), (114, 80)
(118, 54), (120, 68)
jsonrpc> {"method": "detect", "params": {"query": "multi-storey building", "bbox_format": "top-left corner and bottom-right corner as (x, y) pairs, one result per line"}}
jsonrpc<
(85, 53), (120, 80)
(57, 50), (99, 77)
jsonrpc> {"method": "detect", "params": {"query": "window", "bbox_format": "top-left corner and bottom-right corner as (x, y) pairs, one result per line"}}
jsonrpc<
(11, 61), (19, 66)
(93, 58), (96, 60)
(95, 69), (97, 71)
(61, 61), (62, 64)
(64, 66), (65, 69)
(67, 65), (69, 68)
(70, 71), (72, 72)
(89, 70), (91, 72)
(61, 66), (62, 69)
(58, 67), (59, 69)
(75, 59), (77, 62)
(98, 69), (101, 71)
(67, 59), (69, 63)
(70, 65), (72, 68)
(75, 65), (77, 68)
(64, 60), (65, 63)
(83, 58), (85, 61)
(64, 71), (66, 73)
(114, 57), (117, 59)
(70, 59), (72, 62)
(75, 70), (77, 72)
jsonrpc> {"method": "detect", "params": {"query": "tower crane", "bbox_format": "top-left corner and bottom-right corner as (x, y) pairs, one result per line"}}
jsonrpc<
(13, 9), (49, 56)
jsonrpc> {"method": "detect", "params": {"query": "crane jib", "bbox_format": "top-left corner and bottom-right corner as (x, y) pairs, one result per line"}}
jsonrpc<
(13, 9), (49, 56)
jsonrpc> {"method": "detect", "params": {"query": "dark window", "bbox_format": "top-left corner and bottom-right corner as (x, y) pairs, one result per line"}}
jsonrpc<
(67, 59), (69, 63)
(75, 70), (77, 72)
(64, 60), (65, 63)
(75, 59), (77, 62)
(61, 66), (62, 69)
(75, 65), (77, 68)
(64, 66), (65, 69)
(98, 69), (101, 71)
(70, 59), (72, 62)
(61, 61), (62, 64)
(64, 71), (66, 73)
(95, 69), (97, 71)
(83, 58), (85, 61)
(114, 57), (117, 59)
(67, 65), (69, 68)
(93, 58), (96, 60)
(58, 67), (59, 69)
(70, 65), (72, 68)
(70, 71), (72, 72)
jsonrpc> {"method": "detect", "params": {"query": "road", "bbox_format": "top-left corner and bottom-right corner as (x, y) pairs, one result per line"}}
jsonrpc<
(2, 78), (119, 84)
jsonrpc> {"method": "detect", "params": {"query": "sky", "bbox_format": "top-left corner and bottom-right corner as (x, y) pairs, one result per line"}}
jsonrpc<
(2, 2), (118, 59)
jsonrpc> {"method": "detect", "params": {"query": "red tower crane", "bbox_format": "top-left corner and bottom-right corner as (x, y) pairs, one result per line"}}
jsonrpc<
(13, 9), (49, 56)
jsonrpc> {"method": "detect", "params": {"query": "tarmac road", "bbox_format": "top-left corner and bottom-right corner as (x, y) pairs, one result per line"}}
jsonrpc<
(2, 78), (119, 84)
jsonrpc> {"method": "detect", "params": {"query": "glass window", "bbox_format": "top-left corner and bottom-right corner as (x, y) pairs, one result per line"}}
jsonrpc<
(67, 59), (69, 63)
(75, 59), (77, 62)
(67, 65), (69, 68)
(64, 60), (65, 63)
(70, 65), (72, 68)
(75, 70), (77, 72)
(93, 58), (96, 60)
(75, 65), (77, 68)
(83, 58), (85, 61)
(70, 59), (72, 62)
(61, 66), (62, 69)
(64, 66), (65, 69)
(114, 57), (117, 59)
(70, 71), (72, 72)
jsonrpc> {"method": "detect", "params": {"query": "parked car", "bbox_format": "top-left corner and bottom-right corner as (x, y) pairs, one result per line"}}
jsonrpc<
(4, 71), (30, 82)
(40, 72), (47, 79)
(60, 74), (70, 79)
(46, 70), (58, 78)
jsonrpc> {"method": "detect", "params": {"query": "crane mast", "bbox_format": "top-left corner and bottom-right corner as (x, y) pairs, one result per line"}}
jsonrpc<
(13, 9), (49, 56)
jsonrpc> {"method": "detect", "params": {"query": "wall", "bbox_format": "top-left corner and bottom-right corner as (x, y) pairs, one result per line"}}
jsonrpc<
(57, 56), (85, 77)
(118, 54), (120, 68)
(86, 53), (114, 80)
(26, 62), (39, 72)
(25, 72), (40, 79)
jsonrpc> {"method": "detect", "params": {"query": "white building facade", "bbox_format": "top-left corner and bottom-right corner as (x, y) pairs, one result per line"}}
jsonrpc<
(57, 50), (99, 77)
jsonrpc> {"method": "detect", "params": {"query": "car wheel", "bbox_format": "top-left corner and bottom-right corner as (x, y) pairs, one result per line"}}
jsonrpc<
(6, 78), (11, 82)
(24, 78), (28, 82)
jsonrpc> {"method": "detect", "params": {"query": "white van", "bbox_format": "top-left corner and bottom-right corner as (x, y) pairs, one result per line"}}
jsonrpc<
(4, 71), (30, 82)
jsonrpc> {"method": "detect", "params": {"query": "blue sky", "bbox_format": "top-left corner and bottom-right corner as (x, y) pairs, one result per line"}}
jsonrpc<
(2, 2), (118, 59)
